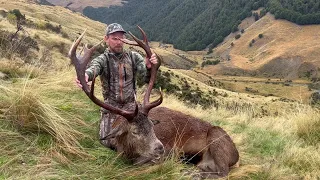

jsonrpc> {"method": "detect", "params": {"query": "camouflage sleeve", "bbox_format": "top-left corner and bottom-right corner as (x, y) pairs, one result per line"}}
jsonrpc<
(85, 54), (106, 81)
(132, 51), (151, 83)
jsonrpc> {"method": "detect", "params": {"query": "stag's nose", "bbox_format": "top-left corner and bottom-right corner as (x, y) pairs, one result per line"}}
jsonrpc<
(154, 144), (165, 155)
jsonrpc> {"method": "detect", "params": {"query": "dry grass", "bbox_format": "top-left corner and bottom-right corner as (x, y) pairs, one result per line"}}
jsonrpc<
(45, 0), (124, 12)
(0, 0), (105, 42)
(0, 59), (42, 79)
(0, 76), (89, 159)
(295, 107), (320, 145)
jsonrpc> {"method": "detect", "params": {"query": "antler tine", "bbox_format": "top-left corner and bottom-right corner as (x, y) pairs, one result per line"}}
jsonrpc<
(69, 29), (138, 120)
(68, 29), (86, 63)
(127, 31), (152, 59)
(137, 25), (149, 45)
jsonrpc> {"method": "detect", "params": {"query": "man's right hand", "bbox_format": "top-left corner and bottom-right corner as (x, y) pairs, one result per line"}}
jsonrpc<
(75, 73), (92, 89)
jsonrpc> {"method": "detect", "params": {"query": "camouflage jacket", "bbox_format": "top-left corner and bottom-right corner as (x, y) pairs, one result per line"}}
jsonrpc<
(85, 48), (150, 106)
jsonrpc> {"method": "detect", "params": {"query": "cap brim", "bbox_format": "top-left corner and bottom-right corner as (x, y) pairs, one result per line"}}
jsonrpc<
(107, 30), (127, 35)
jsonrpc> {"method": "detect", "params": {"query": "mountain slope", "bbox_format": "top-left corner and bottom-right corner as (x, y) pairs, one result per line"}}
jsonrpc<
(43, 0), (124, 12)
(203, 13), (320, 80)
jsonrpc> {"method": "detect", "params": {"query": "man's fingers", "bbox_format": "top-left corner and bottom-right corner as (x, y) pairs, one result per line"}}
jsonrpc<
(150, 58), (157, 64)
(149, 54), (158, 65)
(145, 57), (151, 68)
(75, 78), (83, 88)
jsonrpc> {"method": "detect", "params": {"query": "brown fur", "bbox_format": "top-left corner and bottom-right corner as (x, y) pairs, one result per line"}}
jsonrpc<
(149, 107), (239, 178)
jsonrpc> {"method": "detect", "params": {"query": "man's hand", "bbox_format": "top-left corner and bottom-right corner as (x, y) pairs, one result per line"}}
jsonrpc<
(75, 73), (92, 89)
(146, 53), (158, 69)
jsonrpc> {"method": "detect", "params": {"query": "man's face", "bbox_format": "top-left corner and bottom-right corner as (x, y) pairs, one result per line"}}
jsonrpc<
(105, 32), (125, 53)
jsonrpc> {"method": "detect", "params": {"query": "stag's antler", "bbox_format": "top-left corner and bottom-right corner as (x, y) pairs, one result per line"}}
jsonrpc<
(68, 30), (138, 120)
(120, 26), (163, 115)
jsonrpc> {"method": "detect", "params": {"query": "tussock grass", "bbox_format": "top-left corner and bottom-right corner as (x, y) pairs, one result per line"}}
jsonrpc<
(295, 107), (320, 145)
(0, 77), (89, 159)
(282, 142), (320, 179)
(0, 59), (42, 79)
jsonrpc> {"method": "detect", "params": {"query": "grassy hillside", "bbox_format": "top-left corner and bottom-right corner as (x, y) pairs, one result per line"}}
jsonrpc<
(210, 13), (320, 80)
(0, 1), (320, 179)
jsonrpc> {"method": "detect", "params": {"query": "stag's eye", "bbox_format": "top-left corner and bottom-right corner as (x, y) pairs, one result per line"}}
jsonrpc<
(131, 130), (139, 136)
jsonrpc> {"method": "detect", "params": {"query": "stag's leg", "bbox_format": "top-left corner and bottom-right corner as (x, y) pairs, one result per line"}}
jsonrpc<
(197, 148), (229, 179)
(197, 126), (238, 178)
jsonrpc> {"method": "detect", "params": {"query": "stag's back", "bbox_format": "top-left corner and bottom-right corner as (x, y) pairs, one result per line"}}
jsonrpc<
(149, 106), (239, 168)
(149, 107), (212, 153)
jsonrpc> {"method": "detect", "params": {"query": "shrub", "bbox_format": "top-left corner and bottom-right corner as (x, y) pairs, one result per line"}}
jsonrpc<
(36, 20), (46, 29)
(253, 12), (259, 21)
(61, 31), (69, 39)
(310, 92), (320, 106)
(232, 25), (238, 32)
(202, 59), (220, 67)
(45, 23), (62, 33)
(235, 34), (241, 39)
(207, 46), (213, 54)
(259, 34), (263, 38)
(6, 13), (17, 23)
(260, 8), (267, 17)
(9, 9), (25, 21)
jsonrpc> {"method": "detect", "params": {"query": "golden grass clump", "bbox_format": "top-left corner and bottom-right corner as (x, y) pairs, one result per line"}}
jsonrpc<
(295, 107), (320, 145)
(0, 59), (42, 79)
(282, 142), (320, 179)
(1, 81), (89, 159)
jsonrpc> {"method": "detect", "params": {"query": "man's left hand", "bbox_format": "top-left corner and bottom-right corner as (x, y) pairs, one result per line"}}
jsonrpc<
(146, 53), (158, 69)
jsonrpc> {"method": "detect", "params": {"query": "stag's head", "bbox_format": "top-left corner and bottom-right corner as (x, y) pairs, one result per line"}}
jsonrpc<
(108, 110), (164, 164)
(68, 26), (164, 164)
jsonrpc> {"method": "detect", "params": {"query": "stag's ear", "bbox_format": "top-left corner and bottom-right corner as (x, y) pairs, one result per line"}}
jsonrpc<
(150, 118), (160, 125)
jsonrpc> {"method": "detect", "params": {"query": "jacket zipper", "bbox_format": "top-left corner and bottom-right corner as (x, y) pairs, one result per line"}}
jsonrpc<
(119, 63), (124, 103)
